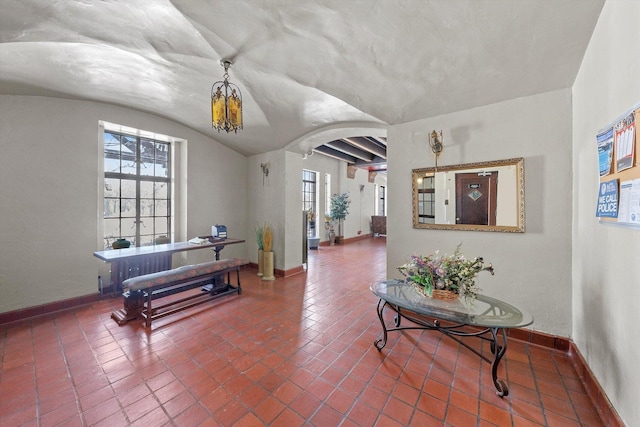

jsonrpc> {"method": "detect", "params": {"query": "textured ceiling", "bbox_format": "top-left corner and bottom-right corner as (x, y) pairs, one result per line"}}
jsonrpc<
(0, 0), (604, 160)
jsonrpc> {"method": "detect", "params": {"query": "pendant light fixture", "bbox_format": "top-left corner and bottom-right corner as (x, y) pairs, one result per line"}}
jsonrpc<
(211, 59), (243, 133)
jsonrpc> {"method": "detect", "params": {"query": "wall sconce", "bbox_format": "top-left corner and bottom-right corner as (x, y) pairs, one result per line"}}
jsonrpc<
(428, 130), (443, 169)
(260, 162), (270, 185)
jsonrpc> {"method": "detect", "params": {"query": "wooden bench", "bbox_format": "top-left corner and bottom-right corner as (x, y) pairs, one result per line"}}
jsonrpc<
(111, 258), (250, 328)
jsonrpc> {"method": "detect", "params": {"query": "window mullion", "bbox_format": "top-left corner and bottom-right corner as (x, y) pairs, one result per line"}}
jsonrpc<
(135, 137), (142, 245)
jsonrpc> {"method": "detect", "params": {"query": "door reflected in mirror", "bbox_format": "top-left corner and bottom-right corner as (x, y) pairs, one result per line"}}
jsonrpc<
(412, 158), (525, 232)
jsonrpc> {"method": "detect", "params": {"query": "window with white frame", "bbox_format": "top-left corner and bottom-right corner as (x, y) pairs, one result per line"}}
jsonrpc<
(103, 130), (172, 249)
(303, 169), (318, 236)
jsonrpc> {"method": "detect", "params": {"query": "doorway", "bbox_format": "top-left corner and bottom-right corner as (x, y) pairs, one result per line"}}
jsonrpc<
(455, 172), (498, 225)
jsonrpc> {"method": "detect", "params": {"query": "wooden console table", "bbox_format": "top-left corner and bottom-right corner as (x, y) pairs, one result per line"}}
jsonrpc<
(94, 237), (244, 295)
(371, 280), (533, 397)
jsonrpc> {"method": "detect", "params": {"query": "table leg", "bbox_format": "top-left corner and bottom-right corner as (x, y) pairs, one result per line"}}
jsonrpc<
(490, 327), (509, 397)
(372, 300), (512, 397)
(374, 299), (389, 350)
(110, 290), (144, 325)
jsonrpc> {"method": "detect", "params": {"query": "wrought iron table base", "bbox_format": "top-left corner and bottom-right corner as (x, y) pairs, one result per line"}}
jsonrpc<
(374, 299), (510, 397)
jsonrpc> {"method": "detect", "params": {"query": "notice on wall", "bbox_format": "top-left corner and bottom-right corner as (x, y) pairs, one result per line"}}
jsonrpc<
(615, 111), (636, 172)
(617, 179), (640, 224)
(597, 127), (614, 177)
(596, 103), (640, 227)
(595, 179), (619, 218)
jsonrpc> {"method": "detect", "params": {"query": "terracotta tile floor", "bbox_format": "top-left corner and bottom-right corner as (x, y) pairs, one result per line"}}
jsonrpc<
(0, 238), (603, 426)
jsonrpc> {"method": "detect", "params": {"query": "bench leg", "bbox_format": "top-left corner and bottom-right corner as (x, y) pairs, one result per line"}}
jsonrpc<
(145, 291), (152, 329)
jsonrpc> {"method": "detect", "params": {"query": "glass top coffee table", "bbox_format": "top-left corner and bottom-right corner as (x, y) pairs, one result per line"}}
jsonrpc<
(371, 280), (534, 397)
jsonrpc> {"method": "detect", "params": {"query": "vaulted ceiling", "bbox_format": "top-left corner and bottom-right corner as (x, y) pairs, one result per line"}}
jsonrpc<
(0, 0), (604, 171)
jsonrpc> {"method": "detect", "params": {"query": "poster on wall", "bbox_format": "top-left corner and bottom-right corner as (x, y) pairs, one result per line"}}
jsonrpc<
(597, 127), (614, 177)
(596, 103), (640, 227)
(614, 111), (636, 172)
(617, 179), (640, 224)
(595, 179), (619, 218)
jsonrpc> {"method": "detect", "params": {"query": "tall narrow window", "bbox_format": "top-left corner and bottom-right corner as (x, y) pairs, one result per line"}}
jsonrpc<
(103, 131), (171, 249)
(378, 185), (386, 216)
(302, 170), (317, 235)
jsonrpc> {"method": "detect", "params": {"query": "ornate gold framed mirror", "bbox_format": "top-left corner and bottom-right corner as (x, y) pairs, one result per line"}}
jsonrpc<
(412, 157), (525, 232)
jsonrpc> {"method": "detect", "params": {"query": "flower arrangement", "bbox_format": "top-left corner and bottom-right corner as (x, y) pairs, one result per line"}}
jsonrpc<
(397, 244), (494, 300)
(263, 224), (273, 252)
(307, 209), (316, 223)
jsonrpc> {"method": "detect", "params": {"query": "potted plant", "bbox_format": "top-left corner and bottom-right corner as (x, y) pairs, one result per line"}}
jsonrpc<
(329, 192), (351, 244)
(262, 224), (275, 280)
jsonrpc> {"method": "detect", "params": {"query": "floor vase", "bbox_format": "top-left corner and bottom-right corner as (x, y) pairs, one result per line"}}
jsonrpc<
(262, 251), (275, 281)
(257, 249), (264, 277)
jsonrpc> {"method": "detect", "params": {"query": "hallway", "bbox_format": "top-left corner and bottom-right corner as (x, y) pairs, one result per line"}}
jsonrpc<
(0, 238), (602, 426)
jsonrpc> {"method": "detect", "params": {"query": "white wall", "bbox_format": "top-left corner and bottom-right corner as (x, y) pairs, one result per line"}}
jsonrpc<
(284, 150), (304, 270)
(302, 150), (340, 230)
(387, 89), (574, 337)
(247, 149), (304, 271)
(0, 95), (248, 312)
(572, 1), (640, 425)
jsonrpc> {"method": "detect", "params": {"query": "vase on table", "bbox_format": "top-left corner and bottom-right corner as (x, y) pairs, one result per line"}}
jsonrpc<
(431, 289), (459, 301)
(413, 281), (459, 301)
(112, 238), (131, 249)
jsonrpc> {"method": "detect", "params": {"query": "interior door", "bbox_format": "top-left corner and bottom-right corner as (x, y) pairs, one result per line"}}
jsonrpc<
(455, 172), (498, 225)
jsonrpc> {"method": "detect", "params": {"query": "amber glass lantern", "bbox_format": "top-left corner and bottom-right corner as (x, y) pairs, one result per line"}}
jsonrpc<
(211, 60), (243, 133)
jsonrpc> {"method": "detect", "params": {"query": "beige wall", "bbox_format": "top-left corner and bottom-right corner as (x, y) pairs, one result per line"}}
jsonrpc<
(387, 89), (574, 337)
(302, 149), (341, 233)
(0, 95), (248, 313)
(247, 150), (292, 271)
(572, 1), (640, 425)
